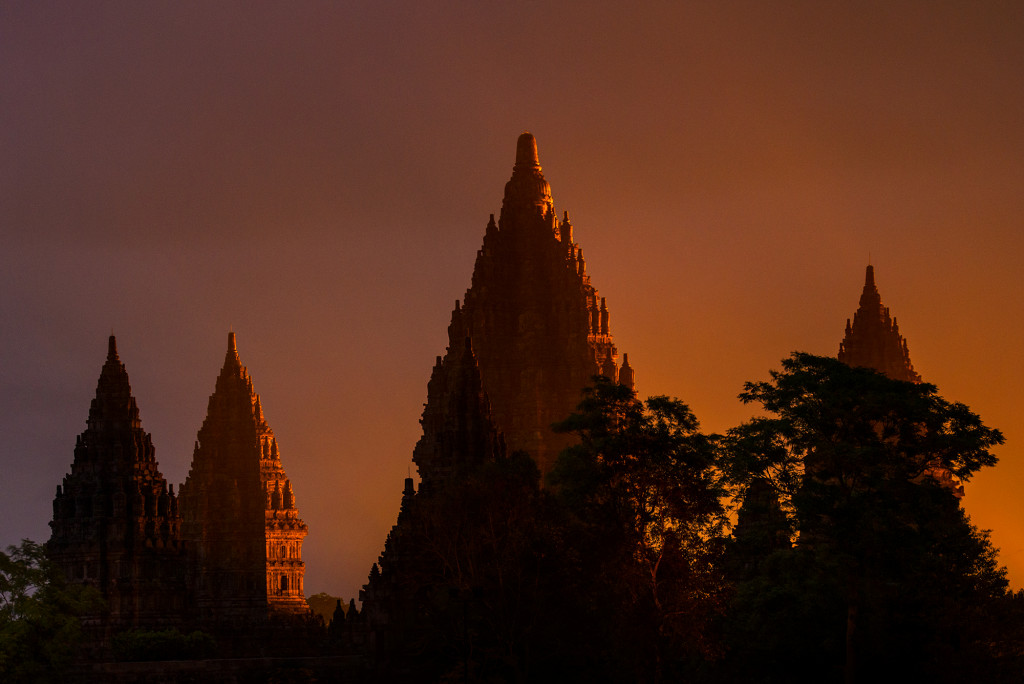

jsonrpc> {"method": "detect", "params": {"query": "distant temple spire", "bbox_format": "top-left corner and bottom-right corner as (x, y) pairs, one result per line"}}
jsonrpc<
(838, 264), (921, 383)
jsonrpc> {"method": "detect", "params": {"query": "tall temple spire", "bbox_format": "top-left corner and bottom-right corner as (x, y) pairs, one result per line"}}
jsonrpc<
(179, 333), (309, 623)
(49, 337), (184, 631)
(432, 133), (633, 476)
(361, 134), (639, 647)
(838, 264), (921, 383)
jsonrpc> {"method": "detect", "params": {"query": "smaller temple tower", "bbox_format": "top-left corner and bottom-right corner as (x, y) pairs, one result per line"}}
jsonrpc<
(838, 265), (921, 383)
(48, 336), (186, 631)
(837, 265), (962, 495)
(179, 333), (308, 624)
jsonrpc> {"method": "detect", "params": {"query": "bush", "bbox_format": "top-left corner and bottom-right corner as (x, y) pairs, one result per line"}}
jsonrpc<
(111, 628), (216, 661)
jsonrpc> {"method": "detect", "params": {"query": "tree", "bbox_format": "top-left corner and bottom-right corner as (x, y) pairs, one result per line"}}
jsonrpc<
(0, 540), (101, 683)
(306, 591), (346, 627)
(720, 353), (1009, 684)
(551, 377), (728, 682)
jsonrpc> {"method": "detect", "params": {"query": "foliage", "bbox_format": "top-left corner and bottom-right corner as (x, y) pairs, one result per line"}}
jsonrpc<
(111, 627), (217, 661)
(717, 353), (1011, 683)
(374, 449), (566, 681)
(0, 539), (102, 684)
(550, 377), (729, 681)
(306, 591), (346, 626)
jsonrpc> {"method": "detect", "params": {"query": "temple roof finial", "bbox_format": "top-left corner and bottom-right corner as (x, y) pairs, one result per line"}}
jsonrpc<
(108, 334), (119, 361)
(515, 132), (540, 168)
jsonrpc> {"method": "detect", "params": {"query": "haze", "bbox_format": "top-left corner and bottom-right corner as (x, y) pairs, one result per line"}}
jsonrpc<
(2, 1), (1022, 601)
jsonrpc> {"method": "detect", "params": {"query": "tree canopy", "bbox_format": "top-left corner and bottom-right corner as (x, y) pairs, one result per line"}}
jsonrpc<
(718, 353), (1012, 684)
(0, 540), (101, 684)
(551, 377), (729, 681)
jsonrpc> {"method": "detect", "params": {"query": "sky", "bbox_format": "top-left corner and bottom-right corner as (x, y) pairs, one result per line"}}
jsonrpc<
(2, 1), (1023, 601)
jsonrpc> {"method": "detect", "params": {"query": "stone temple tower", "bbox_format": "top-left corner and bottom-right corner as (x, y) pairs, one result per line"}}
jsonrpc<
(837, 265), (961, 495)
(838, 265), (921, 383)
(179, 333), (308, 624)
(438, 132), (633, 475)
(48, 336), (186, 631)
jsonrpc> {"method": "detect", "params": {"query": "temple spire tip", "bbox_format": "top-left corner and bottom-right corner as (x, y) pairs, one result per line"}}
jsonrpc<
(515, 132), (539, 168)
(107, 334), (118, 360)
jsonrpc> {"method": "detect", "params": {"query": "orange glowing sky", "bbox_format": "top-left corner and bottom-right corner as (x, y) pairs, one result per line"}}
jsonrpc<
(2, 2), (1023, 601)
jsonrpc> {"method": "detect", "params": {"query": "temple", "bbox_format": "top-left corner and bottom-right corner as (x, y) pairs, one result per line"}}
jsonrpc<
(48, 336), (186, 632)
(837, 265), (961, 495)
(440, 132), (632, 475)
(177, 332), (309, 625)
(837, 264), (921, 383)
(360, 133), (637, 659)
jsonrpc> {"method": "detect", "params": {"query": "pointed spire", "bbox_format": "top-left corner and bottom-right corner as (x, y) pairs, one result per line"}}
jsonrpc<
(858, 264), (882, 311)
(838, 265), (921, 383)
(283, 480), (294, 509)
(560, 210), (574, 244)
(88, 335), (142, 433)
(225, 331), (240, 368)
(619, 353), (635, 389)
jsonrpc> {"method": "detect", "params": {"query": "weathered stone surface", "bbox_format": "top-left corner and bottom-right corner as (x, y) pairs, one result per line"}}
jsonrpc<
(48, 336), (186, 632)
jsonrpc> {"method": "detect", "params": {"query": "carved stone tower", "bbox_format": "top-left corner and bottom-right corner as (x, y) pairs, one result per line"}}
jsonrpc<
(179, 333), (308, 624)
(838, 265), (921, 383)
(441, 132), (632, 475)
(48, 336), (185, 630)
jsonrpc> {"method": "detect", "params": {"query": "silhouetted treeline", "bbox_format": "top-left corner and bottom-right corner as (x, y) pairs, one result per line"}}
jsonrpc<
(360, 354), (1024, 683)
(6, 354), (1024, 683)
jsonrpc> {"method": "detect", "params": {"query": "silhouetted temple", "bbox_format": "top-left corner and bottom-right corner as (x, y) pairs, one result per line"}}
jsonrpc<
(49, 333), (311, 643)
(48, 336), (186, 631)
(360, 336), (512, 659)
(838, 264), (921, 383)
(179, 332), (309, 624)
(837, 265), (961, 495)
(440, 132), (632, 475)
(414, 337), (508, 493)
(360, 133), (637, 663)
